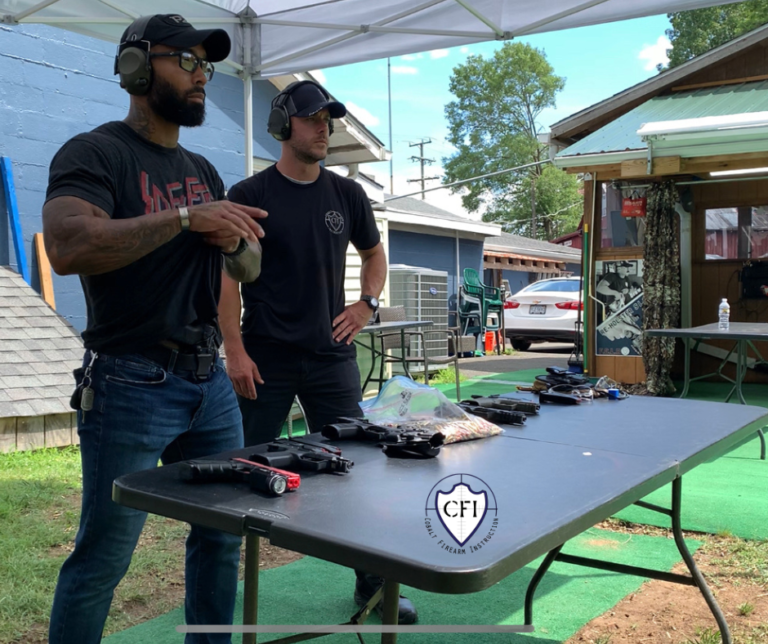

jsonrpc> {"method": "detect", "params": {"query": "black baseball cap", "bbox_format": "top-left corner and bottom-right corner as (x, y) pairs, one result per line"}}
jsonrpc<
(120, 14), (231, 62)
(617, 261), (633, 268)
(286, 82), (347, 119)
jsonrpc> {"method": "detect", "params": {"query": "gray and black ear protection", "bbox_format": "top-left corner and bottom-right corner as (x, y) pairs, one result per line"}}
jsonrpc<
(267, 80), (335, 141)
(114, 15), (154, 96)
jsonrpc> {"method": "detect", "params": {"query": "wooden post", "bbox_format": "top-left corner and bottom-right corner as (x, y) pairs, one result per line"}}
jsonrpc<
(34, 233), (55, 309)
(0, 417), (16, 453)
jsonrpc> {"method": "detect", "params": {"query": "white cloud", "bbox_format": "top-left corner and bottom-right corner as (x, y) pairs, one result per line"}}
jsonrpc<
(345, 101), (380, 127)
(400, 53), (423, 61)
(460, 46), (470, 54)
(638, 35), (671, 71)
(309, 69), (326, 84)
(429, 49), (449, 59)
(391, 66), (419, 75)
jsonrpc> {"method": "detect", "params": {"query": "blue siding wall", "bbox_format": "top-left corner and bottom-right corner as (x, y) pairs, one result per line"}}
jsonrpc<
(500, 270), (533, 295)
(0, 24), (280, 331)
(387, 229), (484, 323)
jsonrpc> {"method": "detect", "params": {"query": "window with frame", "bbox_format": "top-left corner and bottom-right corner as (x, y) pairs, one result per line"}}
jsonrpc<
(704, 207), (768, 260)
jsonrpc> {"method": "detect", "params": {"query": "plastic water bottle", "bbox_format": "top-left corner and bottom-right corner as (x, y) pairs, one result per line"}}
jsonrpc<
(718, 298), (730, 331)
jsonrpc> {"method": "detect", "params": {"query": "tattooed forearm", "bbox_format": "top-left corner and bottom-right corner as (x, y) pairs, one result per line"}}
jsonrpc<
(43, 198), (180, 276)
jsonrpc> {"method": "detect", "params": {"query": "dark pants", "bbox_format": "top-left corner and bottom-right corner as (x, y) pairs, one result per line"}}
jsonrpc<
(237, 341), (382, 589)
(49, 352), (243, 644)
(238, 340), (364, 446)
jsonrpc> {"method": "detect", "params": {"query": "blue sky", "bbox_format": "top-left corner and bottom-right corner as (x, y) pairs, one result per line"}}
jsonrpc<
(314, 13), (673, 216)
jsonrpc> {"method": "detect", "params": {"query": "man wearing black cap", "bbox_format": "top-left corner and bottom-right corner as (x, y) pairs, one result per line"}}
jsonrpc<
(44, 14), (264, 644)
(217, 81), (415, 623)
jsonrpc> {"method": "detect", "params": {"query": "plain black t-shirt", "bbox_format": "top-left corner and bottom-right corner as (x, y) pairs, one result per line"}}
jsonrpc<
(227, 165), (380, 358)
(45, 121), (226, 354)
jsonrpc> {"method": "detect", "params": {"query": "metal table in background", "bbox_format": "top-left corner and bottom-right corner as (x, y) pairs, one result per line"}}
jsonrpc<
(356, 320), (433, 391)
(113, 397), (767, 644)
(645, 322), (768, 459)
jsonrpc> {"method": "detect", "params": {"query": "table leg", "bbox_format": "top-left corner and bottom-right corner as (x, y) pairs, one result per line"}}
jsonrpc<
(736, 340), (748, 405)
(680, 337), (691, 399)
(380, 580), (400, 644)
(524, 480), (734, 643)
(524, 544), (564, 625)
(359, 334), (377, 392)
(758, 427), (766, 461)
(242, 533), (260, 644)
(401, 330), (412, 379)
(671, 478), (732, 644)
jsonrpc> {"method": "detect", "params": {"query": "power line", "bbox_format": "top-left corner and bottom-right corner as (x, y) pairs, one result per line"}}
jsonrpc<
(385, 159), (551, 202)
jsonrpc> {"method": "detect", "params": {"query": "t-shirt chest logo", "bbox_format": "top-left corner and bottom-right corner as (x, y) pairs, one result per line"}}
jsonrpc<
(324, 210), (345, 235)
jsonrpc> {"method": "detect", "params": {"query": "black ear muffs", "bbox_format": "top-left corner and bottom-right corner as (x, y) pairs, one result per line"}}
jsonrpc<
(267, 80), (335, 141)
(267, 93), (292, 141)
(115, 15), (154, 96)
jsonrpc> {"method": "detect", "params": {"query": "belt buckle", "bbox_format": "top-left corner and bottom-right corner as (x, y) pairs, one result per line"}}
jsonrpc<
(196, 352), (214, 379)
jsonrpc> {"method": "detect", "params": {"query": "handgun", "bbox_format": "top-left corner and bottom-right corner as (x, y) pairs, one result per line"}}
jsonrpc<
(322, 417), (444, 458)
(457, 402), (527, 426)
(249, 437), (353, 473)
(467, 395), (541, 415)
(180, 457), (300, 496)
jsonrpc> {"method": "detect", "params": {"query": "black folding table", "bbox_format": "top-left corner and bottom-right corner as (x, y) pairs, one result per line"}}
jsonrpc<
(113, 396), (767, 644)
(645, 322), (768, 458)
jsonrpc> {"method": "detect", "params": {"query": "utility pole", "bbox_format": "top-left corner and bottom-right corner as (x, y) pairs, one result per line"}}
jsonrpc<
(407, 138), (440, 200)
(387, 58), (393, 195)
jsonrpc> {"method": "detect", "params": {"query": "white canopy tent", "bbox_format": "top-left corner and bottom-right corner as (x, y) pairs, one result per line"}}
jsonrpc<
(1, 0), (741, 176)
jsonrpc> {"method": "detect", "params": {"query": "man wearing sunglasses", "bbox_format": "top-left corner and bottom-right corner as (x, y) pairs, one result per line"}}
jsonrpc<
(44, 14), (263, 644)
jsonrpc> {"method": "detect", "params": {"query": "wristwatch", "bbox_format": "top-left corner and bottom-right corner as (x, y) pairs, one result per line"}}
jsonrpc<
(360, 295), (379, 312)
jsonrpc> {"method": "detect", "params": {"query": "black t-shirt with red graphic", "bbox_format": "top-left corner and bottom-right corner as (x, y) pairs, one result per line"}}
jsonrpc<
(46, 121), (226, 353)
(227, 164), (380, 358)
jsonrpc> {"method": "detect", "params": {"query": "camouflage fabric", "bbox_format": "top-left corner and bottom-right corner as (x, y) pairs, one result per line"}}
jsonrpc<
(641, 180), (681, 395)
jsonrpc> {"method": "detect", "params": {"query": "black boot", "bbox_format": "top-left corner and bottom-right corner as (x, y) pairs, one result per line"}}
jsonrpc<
(354, 574), (418, 625)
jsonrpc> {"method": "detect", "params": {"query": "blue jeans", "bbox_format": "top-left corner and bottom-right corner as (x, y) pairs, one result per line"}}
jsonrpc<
(49, 352), (244, 644)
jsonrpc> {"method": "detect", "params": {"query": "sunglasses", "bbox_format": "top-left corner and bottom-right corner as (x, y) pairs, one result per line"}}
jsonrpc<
(149, 50), (215, 81)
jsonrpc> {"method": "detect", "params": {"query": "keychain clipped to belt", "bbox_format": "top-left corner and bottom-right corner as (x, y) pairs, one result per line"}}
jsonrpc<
(70, 351), (98, 420)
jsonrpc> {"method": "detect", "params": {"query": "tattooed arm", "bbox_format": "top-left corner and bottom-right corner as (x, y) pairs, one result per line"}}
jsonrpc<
(43, 197), (267, 276)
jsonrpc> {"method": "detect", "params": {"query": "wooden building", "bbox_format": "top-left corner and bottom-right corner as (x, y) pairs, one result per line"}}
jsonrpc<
(549, 23), (768, 385)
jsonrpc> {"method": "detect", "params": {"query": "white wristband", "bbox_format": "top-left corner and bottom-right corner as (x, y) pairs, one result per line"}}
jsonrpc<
(178, 207), (190, 231)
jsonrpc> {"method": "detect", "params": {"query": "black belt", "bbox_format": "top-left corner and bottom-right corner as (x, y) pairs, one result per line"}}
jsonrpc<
(136, 342), (217, 378)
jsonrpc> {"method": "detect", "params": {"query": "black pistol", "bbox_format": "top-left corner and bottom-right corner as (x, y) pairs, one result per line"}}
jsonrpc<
(249, 438), (353, 473)
(322, 417), (444, 458)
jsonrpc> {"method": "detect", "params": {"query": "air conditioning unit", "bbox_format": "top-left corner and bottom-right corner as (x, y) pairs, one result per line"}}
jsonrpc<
(388, 264), (449, 373)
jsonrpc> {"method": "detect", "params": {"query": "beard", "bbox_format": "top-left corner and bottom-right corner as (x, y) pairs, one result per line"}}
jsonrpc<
(289, 139), (327, 165)
(148, 76), (206, 127)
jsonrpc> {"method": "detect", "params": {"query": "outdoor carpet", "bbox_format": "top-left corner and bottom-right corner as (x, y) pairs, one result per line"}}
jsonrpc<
(104, 528), (700, 644)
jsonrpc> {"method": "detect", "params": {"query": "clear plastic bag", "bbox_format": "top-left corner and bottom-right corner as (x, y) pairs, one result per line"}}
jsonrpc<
(359, 376), (502, 444)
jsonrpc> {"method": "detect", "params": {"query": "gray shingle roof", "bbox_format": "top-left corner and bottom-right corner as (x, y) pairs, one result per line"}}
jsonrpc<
(0, 267), (83, 419)
(383, 193), (477, 224)
(484, 232), (582, 263)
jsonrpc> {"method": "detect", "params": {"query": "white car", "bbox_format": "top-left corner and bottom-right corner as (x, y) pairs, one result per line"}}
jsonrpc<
(504, 277), (583, 351)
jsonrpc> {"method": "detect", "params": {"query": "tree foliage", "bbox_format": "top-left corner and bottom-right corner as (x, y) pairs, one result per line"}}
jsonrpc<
(665, 1), (768, 69)
(442, 42), (580, 240)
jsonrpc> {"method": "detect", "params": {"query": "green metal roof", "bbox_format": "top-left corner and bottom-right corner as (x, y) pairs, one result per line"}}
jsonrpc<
(557, 81), (768, 159)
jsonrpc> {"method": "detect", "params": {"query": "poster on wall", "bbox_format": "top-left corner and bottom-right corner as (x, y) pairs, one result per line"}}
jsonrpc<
(594, 259), (644, 357)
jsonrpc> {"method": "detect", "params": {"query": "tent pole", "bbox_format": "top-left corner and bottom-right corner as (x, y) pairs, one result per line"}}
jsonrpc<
(242, 12), (256, 179)
(244, 72), (253, 178)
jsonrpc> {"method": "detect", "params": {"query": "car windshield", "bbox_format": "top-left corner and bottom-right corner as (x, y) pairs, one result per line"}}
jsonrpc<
(523, 280), (581, 293)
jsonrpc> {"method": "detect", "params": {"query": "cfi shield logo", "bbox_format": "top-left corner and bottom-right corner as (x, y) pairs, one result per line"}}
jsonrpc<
(425, 474), (498, 554)
(436, 483), (487, 546)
